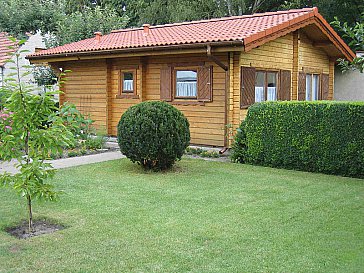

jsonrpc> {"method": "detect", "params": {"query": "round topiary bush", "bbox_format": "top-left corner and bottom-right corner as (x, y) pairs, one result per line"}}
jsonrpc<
(117, 101), (190, 170)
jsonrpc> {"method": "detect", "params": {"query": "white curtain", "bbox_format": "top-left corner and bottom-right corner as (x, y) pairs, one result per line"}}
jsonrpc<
(123, 80), (133, 91)
(267, 87), (277, 101)
(255, 87), (264, 102)
(176, 82), (197, 97)
(312, 75), (319, 101)
(306, 75), (312, 100)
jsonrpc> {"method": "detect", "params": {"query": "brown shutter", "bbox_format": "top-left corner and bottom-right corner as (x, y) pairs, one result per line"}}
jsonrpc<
(241, 66), (256, 108)
(278, 70), (291, 101)
(197, 66), (213, 102)
(298, 72), (306, 101)
(160, 66), (172, 101)
(321, 73), (329, 100)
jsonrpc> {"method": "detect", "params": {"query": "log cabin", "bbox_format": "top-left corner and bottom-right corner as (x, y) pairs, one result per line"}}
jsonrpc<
(27, 7), (355, 147)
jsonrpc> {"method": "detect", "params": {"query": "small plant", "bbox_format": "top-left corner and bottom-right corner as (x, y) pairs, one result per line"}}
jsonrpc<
(49, 152), (62, 160)
(225, 123), (235, 145)
(67, 150), (80, 157)
(117, 101), (190, 171)
(83, 134), (106, 150)
(185, 147), (221, 158)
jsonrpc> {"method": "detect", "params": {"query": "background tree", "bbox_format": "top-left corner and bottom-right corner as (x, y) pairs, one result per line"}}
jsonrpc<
(47, 5), (128, 47)
(0, 0), (362, 47)
(279, 0), (363, 29)
(0, 0), (62, 38)
(0, 0), (129, 46)
(332, 13), (364, 72)
(0, 41), (73, 232)
(102, 0), (283, 26)
(101, 0), (363, 27)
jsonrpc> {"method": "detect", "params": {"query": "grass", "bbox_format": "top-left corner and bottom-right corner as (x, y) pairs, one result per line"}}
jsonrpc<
(0, 158), (363, 272)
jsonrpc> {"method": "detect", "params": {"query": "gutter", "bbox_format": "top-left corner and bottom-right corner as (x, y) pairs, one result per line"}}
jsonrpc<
(26, 40), (244, 61)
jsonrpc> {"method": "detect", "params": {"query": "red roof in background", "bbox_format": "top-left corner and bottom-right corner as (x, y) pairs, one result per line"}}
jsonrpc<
(28, 8), (355, 61)
(0, 32), (18, 67)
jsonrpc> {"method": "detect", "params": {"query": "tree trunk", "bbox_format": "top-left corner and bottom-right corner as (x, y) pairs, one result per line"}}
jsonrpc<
(27, 194), (33, 233)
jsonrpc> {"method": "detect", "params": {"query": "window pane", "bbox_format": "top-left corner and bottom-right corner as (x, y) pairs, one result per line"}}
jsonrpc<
(267, 72), (277, 101)
(306, 74), (312, 101)
(312, 74), (319, 101)
(123, 72), (134, 92)
(255, 71), (265, 102)
(176, 70), (197, 97)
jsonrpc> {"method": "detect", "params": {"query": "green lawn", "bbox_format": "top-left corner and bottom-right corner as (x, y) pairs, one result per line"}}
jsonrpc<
(0, 158), (363, 272)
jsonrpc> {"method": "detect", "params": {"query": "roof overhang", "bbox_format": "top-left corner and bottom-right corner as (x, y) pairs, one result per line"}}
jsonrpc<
(27, 41), (244, 64)
(243, 7), (355, 61)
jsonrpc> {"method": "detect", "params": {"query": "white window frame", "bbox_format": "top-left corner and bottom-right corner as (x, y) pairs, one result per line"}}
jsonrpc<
(255, 70), (278, 102)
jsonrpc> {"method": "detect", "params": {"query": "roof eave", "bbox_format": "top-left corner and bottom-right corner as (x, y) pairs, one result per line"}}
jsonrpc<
(243, 8), (355, 62)
(27, 40), (244, 61)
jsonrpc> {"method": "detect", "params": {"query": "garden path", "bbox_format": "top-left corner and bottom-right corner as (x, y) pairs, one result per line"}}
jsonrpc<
(0, 151), (125, 174)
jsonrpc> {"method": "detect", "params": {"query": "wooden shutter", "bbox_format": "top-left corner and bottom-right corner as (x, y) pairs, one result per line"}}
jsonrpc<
(278, 70), (291, 101)
(241, 66), (256, 108)
(197, 66), (213, 102)
(160, 67), (172, 101)
(321, 73), (329, 100)
(298, 72), (306, 101)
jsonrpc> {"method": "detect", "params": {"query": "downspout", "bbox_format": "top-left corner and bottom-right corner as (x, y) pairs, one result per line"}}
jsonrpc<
(206, 45), (229, 154)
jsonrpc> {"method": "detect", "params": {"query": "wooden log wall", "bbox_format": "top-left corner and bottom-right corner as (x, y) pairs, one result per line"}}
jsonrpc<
(59, 30), (334, 147)
(61, 59), (108, 131)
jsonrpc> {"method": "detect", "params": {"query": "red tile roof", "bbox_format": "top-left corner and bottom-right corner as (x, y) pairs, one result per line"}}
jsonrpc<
(0, 32), (18, 67)
(28, 8), (355, 61)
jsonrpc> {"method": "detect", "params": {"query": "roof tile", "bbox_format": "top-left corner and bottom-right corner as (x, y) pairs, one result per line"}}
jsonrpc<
(0, 32), (18, 67)
(27, 7), (354, 61)
(29, 8), (315, 57)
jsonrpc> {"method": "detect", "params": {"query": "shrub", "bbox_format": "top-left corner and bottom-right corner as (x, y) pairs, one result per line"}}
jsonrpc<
(83, 135), (106, 150)
(230, 121), (248, 163)
(117, 101), (190, 170)
(232, 101), (364, 178)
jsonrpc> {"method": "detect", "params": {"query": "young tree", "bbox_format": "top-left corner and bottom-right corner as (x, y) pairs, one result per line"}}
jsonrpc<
(0, 39), (73, 232)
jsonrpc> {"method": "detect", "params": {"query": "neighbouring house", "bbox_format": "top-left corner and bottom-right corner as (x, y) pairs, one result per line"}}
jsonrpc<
(334, 52), (364, 101)
(0, 32), (46, 92)
(27, 7), (355, 147)
(0, 32), (17, 87)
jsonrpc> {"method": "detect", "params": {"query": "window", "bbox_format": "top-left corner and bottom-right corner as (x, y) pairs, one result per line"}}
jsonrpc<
(305, 74), (320, 101)
(241, 67), (291, 108)
(117, 69), (138, 99)
(255, 71), (278, 102)
(160, 65), (212, 103)
(175, 70), (197, 98)
(121, 71), (135, 93)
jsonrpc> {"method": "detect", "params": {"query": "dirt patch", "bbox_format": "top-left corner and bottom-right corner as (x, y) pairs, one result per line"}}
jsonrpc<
(8, 244), (22, 253)
(6, 220), (65, 239)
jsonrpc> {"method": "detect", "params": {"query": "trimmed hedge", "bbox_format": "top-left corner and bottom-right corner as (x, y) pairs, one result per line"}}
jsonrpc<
(231, 101), (364, 178)
(117, 101), (190, 170)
